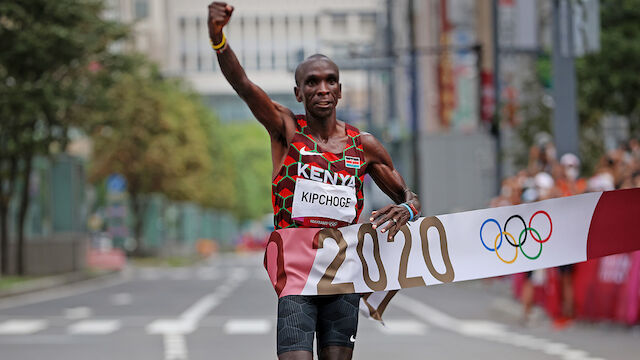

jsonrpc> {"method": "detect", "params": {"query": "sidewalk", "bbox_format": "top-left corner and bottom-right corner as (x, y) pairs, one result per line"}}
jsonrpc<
(0, 269), (123, 299)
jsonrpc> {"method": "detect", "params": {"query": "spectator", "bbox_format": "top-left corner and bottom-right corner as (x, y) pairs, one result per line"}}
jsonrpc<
(491, 136), (640, 328)
(556, 153), (587, 196)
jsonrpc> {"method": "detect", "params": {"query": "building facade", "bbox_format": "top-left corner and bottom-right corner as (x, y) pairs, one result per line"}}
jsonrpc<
(106, 0), (385, 125)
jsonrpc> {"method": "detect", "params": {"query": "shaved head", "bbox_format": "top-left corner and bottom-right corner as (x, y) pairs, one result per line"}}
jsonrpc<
(294, 54), (339, 86)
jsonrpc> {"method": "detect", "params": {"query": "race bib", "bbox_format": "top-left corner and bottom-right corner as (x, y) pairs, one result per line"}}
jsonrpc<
(291, 178), (357, 227)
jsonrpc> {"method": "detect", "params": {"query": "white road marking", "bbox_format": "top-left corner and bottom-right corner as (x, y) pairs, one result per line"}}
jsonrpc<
(378, 319), (428, 335)
(147, 270), (249, 336)
(68, 320), (121, 335)
(392, 294), (604, 360)
(0, 320), (48, 335)
(111, 292), (132, 306)
(150, 269), (249, 360)
(223, 319), (271, 334)
(147, 295), (220, 334)
(146, 319), (197, 334)
(215, 284), (233, 298)
(64, 306), (93, 320)
(164, 333), (188, 360)
(229, 267), (250, 280)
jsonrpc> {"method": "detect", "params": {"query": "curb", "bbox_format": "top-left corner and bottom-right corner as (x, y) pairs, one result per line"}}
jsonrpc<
(0, 269), (123, 299)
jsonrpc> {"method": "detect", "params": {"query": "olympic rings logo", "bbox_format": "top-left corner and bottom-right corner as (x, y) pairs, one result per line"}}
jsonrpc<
(480, 211), (553, 264)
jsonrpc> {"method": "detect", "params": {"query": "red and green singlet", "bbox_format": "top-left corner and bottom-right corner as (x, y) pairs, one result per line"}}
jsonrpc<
(272, 115), (366, 229)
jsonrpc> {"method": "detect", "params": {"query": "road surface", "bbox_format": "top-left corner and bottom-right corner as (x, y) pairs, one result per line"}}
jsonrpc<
(1, 253), (638, 359)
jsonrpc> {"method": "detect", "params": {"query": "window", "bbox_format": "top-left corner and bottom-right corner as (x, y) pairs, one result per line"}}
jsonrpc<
(332, 13), (347, 35)
(360, 13), (376, 36)
(134, 0), (149, 20)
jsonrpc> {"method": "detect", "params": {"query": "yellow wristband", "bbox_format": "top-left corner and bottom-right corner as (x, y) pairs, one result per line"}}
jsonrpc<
(211, 33), (226, 50)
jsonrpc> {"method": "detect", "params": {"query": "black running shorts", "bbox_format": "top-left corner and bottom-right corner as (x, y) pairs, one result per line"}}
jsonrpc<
(276, 294), (360, 355)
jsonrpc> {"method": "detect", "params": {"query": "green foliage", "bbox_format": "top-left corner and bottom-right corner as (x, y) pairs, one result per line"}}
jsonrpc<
(222, 122), (272, 222)
(517, 1), (639, 176)
(516, 56), (603, 176)
(88, 62), (212, 206)
(577, 0), (640, 137)
(535, 53), (552, 89)
(190, 96), (236, 211)
(0, 275), (37, 290)
(0, 0), (128, 155)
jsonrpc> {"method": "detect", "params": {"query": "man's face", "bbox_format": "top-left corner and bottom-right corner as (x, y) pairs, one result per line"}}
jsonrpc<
(294, 59), (342, 118)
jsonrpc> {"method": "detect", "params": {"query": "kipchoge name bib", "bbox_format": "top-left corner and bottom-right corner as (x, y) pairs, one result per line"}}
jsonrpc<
(291, 178), (357, 228)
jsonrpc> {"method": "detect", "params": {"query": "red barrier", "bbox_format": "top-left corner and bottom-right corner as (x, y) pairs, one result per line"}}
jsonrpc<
(513, 251), (640, 325)
(86, 248), (127, 271)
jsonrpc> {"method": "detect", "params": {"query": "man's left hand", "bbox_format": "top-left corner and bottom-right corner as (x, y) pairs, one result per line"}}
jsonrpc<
(370, 204), (412, 240)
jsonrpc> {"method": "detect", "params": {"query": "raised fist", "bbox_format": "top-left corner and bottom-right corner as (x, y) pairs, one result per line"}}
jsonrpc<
(208, 2), (234, 39)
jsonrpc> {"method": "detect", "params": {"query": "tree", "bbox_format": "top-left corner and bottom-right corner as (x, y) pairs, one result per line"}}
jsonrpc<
(88, 62), (216, 256)
(577, 0), (640, 137)
(0, 0), (126, 274)
(190, 96), (236, 211)
(223, 122), (272, 222)
(516, 0), (639, 176)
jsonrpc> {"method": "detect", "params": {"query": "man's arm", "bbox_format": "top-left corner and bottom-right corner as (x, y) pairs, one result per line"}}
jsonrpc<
(362, 133), (422, 240)
(207, 2), (293, 144)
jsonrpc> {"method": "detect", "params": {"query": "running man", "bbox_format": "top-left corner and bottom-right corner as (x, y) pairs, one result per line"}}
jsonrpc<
(208, 3), (422, 359)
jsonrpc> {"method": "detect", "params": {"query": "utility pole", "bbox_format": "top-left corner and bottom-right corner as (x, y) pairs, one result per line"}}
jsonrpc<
(552, 0), (580, 157)
(386, 0), (397, 130)
(491, 0), (502, 193)
(408, 0), (420, 195)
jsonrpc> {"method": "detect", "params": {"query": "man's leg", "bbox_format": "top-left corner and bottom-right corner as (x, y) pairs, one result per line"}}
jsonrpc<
(277, 295), (317, 359)
(316, 294), (360, 360)
(559, 265), (574, 318)
(318, 346), (353, 360)
(521, 271), (534, 325)
(279, 351), (313, 360)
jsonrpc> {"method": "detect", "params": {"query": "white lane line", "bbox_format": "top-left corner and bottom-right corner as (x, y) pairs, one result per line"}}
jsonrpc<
(392, 294), (603, 360)
(148, 266), (249, 360)
(223, 319), (271, 334)
(164, 333), (188, 360)
(0, 320), (48, 335)
(146, 294), (220, 334)
(180, 294), (221, 327)
(147, 319), (196, 334)
(147, 270), (249, 335)
(111, 292), (132, 306)
(229, 267), (250, 281)
(64, 306), (93, 320)
(378, 319), (428, 335)
(68, 320), (121, 335)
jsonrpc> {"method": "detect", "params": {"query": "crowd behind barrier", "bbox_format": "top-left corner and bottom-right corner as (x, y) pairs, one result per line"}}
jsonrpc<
(491, 136), (640, 326)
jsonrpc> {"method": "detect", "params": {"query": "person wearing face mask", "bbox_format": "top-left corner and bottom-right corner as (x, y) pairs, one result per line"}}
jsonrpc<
(556, 153), (587, 197)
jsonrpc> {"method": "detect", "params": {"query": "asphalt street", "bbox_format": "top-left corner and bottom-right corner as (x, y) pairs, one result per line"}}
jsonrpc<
(0, 253), (638, 360)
